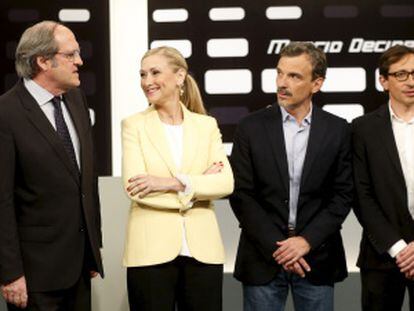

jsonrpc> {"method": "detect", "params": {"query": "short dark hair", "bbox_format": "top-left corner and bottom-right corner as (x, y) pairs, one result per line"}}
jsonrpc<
(379, 45), (414, 78)
(279, 42), (327, 80)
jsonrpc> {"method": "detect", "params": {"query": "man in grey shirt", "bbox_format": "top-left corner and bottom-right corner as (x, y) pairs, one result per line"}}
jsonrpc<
(230, 42), (353, 311)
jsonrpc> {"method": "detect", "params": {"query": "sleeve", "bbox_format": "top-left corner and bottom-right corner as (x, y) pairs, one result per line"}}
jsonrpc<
(229, 123), (285, 261)
(352, 121), (402, 255)
(300, 121), (353, 249)
(0, 114), (24, 284)
(388, 240), (407, 257)
(121, 117), (185, 210)
(82, 90), (102, 248)
(177, 119), (234, 208)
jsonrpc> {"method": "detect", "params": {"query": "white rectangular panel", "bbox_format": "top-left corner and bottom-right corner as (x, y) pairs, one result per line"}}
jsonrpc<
(205, 69), (252, 94)
(266, 6), (302, 20)
(322, 67), (366, 92)
(59, 9), (90, 22)
(150, 40), (192, 58)
(261, 68), (277, 93)
(209, 7), (245, 21)
(152, 8), (188, 22)
(375, 69), (384, 91)
(207, 38), (248, 57)
(322, 104), (364, 122)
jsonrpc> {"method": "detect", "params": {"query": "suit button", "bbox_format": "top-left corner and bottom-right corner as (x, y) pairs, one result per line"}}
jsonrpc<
(284, 199), (289, 204)
(79, 227), (85, 232)
(81, 193), (86, 198)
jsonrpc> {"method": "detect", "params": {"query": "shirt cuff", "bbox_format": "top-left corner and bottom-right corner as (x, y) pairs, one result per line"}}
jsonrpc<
(388, 239), (407, 258)
(175, 174), (192, 196)
(175, 174), (194, 210)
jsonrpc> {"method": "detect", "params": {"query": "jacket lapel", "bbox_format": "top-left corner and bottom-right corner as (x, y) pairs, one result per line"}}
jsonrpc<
(376, 104), (405, 177)
(63, 93), (84, 173)
(16, 82), (80, 184)
(300, 106), (327, 187)
(263, 105), (289, 193)
(144, 106), (177, 176)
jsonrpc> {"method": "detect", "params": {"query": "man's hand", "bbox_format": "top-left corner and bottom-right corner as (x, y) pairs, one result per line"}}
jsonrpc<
(1, 276), (28, 308)
(396, 242), (414, 279)
(127, 174), (184, 197)
(273, 236), (311, 267)
(282, 257), (311, 278)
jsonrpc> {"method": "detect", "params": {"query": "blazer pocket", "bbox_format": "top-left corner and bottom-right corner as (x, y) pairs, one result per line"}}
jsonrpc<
(18, 226), (55, 243)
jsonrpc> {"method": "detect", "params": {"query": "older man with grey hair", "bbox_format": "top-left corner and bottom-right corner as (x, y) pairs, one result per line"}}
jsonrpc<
(0, 21), (103, 310)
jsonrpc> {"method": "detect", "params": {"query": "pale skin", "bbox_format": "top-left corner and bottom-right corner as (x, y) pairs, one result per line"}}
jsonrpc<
(380, 53), (414, 279)
(272, 54), (325, 277)
(127, 54), (224, 197)
(1, 25), (98, 308)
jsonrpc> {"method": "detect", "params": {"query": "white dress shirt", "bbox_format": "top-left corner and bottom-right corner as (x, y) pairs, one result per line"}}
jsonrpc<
(388, 102), (414, 257)
(23, 79), (81, 168)
(163, 123), (192, 257)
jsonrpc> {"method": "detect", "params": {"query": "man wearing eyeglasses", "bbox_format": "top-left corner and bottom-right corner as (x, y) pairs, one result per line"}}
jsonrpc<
(352, 45), (414, 310)
(0, 21), (103, 310)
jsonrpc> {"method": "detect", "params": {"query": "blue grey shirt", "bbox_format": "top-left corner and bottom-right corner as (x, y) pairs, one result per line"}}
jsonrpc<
(280, 105), (312, 228)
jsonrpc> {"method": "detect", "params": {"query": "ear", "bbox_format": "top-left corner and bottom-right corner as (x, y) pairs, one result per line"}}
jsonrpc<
(379, 75), (389, 91)
(311, 77), (324, 94)
(36, 55), (52, 72)
(176, 68), (186, 86)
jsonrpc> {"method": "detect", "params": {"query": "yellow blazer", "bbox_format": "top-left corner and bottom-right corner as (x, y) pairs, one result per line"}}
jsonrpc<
(122, 104), (234, 267)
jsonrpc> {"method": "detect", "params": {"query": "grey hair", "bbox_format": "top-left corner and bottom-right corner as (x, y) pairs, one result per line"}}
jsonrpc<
(15, 20), (62, 78)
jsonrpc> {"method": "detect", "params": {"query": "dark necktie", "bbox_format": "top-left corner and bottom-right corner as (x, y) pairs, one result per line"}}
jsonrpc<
(51, 96), (78, 169)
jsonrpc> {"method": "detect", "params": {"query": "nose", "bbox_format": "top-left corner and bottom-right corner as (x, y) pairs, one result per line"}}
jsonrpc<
(74, 54), (83, 66)
(142, 75), (154, 86)
(277, 73), (287, 88)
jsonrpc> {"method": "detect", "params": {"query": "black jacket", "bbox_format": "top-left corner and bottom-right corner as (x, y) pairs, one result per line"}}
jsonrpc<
(0, 81), (103, 291)
(352, 104), (414, 269)
(230, 104), (352, 285)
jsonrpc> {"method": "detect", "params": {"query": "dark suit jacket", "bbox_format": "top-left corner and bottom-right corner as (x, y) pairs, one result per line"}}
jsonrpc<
(229, 104), (352, 286)
(352, 104), (414, 270)
(0, 80), (103, 292)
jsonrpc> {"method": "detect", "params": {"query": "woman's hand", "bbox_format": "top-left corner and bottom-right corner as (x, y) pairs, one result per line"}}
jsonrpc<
(203, 162), (223, 175)
(127, 175), (184, 198)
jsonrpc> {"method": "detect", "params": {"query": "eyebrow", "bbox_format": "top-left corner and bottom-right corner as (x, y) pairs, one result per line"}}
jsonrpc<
(277, 67), (302, 76)
(140, 66), (161, 72)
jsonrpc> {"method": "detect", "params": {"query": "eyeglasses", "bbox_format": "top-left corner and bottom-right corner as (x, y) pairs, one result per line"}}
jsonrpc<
(388, 70), (414, 82)
(55, 50), (81, 62)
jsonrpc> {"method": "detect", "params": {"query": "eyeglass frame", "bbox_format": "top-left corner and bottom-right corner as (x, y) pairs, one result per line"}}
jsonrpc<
(387, 70), (414, 82)
(54, 49), (81, 62)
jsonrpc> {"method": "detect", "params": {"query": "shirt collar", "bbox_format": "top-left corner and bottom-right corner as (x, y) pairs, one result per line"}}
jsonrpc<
(389, 101), (414, 124)
(280, 103), (312, 126)
(23, 78), (55, 107)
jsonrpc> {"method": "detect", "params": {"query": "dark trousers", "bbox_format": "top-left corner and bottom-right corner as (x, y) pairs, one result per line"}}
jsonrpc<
(127, 256), (223, 311)
(7, 270), (91, 311)
(361, 268), (414, 311)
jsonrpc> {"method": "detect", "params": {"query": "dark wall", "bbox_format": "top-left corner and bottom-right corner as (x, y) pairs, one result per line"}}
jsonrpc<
(148, 0), (414, 142)
(0, 0), (111, 175)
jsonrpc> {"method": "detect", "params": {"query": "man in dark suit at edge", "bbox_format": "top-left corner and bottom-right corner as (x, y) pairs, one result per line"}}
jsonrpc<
(352, 45), (414, 310)
(230, 42), (353, 311)
(0, 21), (103, 310)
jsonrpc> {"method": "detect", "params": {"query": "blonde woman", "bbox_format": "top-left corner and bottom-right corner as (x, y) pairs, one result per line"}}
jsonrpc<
(121, 46), (234, 310)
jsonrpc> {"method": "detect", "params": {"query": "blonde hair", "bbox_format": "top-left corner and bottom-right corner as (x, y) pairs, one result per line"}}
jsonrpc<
(142, 46), (206, 115)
